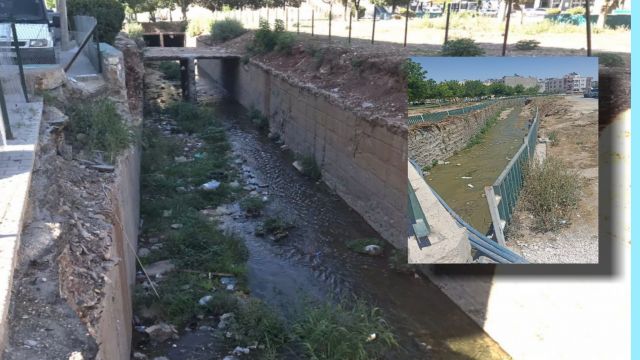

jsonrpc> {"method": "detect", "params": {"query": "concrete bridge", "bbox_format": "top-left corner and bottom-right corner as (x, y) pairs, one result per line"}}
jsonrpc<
(142, 47), (241, 102)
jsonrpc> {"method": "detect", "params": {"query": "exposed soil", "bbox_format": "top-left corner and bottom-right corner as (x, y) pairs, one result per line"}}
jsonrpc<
(506, 95), (598, 263)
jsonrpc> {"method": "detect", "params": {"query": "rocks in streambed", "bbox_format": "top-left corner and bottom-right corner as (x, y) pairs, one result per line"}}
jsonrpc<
(145, 323), (178, 343)
(232, 346), (251, 355)
(218, 312), (235, 329)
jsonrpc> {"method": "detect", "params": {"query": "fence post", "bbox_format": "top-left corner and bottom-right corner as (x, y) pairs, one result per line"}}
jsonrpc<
(348, 9), (352, 44)
(312, 10), (315, 36)
(328, 3), (332, 41)
(371, 7), (376, 44)
(96, 31), (103, 74)
(502, 0), (512, 56)
(485, 186), (506, 246)
(585, 0), (592, 56)
(297, 7), (300, 34)
(10, 20), (29, 103)
(0, 80), (13, 140)
(404, 0), (410, 47)
(285, 6), (288, 30)
(444, 3), (451, 44)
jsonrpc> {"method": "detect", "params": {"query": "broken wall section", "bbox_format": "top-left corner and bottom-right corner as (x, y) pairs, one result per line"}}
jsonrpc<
(197, 53), (407, 248)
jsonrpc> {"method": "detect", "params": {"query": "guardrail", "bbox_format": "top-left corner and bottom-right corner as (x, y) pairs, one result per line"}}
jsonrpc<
(407, 94), (549, 126)
(485, 107), (540, 245)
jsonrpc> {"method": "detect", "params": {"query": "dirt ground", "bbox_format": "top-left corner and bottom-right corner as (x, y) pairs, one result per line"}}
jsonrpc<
(506, 95), (599, 263)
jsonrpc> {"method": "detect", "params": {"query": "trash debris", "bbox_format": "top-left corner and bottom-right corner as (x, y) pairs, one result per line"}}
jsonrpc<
(200, 180), (221, 191)
(363, 244), (383, 256)
(292, 160), (304, 173)
(198, 295), (213, 306)
(467, 184), (474, 188)
(461, 176), (472, 179)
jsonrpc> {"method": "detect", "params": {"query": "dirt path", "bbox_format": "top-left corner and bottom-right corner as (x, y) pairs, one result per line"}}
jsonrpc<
(506, 95), (598, 263)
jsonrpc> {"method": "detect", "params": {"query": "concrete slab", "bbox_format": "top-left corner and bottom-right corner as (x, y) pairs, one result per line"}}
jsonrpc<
(143, 46), (241, 61)
(0, 99), (44, 352)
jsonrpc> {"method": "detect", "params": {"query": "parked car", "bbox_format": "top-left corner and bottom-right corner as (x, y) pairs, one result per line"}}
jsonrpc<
(0, 0), (56, 64)
(584, 87), (599, 98)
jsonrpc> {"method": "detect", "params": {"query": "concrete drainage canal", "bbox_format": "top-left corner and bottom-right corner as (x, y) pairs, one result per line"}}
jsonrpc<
(132, 64), (510, 360)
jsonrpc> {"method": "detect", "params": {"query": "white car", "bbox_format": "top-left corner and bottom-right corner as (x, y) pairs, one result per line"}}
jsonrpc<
(0, 0), (56, 64)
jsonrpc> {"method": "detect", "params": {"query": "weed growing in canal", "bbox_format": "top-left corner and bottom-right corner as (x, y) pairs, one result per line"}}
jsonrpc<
(300, 156), (322, 181)
(248, 107), (269, 132)
(240, 196), (266, 216)
(256, 217), (293, 240)
(233, 298), (288, 349)
(465, 112), (500, 149)
(292, 299), (398, 360)
(165, 101), (217, 134)
(211, 18), (246, 43)
(67, 98), (132, 163)
(158, 61), (181, 81)
(521, 157), (583, 232)
(388, 249), (414, 274)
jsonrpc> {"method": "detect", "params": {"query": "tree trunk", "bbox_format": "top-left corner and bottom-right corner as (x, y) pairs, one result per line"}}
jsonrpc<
(182, 4), (188, 20)
(57, 0), (69, 51)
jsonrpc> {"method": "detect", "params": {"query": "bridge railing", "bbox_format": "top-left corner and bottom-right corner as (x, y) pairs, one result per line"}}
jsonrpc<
(485, 107), (540, 245)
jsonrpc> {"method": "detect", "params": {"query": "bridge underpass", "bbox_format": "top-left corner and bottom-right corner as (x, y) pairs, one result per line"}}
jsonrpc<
(142, 47), (241, 103)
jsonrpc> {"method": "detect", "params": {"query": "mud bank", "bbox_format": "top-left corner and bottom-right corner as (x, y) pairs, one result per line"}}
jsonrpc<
(196, 40), (407, 248)
(4, 37), (142, 359)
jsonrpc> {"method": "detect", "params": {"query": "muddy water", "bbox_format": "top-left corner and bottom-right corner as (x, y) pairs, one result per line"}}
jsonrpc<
(426, 105), (529, 233)
(188, 74), (510, 360)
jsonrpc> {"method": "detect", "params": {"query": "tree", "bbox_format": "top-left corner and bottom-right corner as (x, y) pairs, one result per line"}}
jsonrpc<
(595, 0), (623, 29)
(513, 84), (525, 95)
(463, 80), (486, 99)
(173, 0), (193, 19)
(405, 59), (429, 103)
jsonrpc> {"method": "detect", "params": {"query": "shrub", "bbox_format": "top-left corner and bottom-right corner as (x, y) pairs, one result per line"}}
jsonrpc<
(125, 22), (144, 40)
(187, 16), (214, 37)
(234, 298), (287, 348)
(521, 157), (582, 232)
(300, 156), (321, 180)
(249, 19), (295, 54)
(67, 99), (131, 162)
(546, 8), (561, 15)
(211, 18), (246, 42)
(292, 299), (397, 360)
(248, 107), (269, 131)
(158, 61), (181, 81)
(441, 38), (485, 56)
(515, 39), (540, 51)
(240, 196), (265, 216)
(275, 32), (295, 54)
(596, 52), (625, 67)
(548, 131), (558, 146)
(565, 7), (585, 15)
(67, 0), (125, 44)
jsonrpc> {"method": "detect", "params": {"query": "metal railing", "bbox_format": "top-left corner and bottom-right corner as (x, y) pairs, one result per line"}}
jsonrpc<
(65, 16), (102, 73)
(408, 160), (431, 248)
(485, 107), (540, 245)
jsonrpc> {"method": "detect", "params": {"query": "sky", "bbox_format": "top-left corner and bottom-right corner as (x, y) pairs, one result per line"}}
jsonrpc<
(410, 57), (599, 82)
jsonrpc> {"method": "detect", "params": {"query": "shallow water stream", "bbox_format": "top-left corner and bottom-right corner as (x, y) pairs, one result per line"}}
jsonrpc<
(142, 71), (511, 359)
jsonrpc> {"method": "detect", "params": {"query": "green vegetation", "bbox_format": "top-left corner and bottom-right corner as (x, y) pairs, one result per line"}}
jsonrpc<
(158, 61), (181, 81)
(67, 99), (132, 162)
(548, 131), (558, 146)
(514, 39), (540, 51)
(249, 19), (295, 55)
(125, 22), (144, 40)
(248, 107), (269, 132)
(406, 59), (540, 103)
(521, 157), (583, 232)
(292, 299), (398, 360)
(187, 16), (214, 37)
(388, 249), (413, 274)
(346, 238), (385, 254)
(596, 52), (625, 67)
(258, 217), (292, 239)
(300, 156), (322, 181)
(441, 38), (485, 57)
(68, 0), (125, 44)
(240, 196), (266, 216)
(546, 8), (562, 15)
(211, 18), (246, 42)
(466, 111), (500, 149)
(165, 101), (216, 134)
(565, 7), (585, 15)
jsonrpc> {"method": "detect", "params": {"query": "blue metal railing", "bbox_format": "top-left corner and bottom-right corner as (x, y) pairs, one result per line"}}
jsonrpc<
(485, 108), (540, 245)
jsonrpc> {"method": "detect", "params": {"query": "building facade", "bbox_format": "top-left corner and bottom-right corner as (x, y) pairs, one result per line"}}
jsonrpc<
(502, 75), (539, 89)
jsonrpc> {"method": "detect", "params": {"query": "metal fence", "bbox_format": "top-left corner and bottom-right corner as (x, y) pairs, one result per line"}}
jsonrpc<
(65, 16), (102, 74)
(485, 107), (540, 245)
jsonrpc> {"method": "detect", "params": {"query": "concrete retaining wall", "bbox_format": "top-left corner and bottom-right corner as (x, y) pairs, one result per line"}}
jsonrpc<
(409, 99), (524, 167)
(196, 47), (407, 248)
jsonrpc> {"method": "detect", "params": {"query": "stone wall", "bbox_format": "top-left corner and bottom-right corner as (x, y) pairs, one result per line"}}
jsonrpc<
(196, 49), (407, 248)
(409, 99), (524, 167)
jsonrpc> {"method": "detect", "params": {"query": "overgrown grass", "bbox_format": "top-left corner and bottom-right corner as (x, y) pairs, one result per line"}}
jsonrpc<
(521, 157), (583, 232)
(292, 299), (398, 360)
(300, 156), (322, 181)
(465, 111), (500, 149)
(67, 98), (132, 162)
(514, 39), (540, 51)
(211, 18), (246, 42)
(240, 196), (266, 216)
(441, 38), (485, 57)
(548, 131), (558, 146)
(158, 61), (181, 81)
(248, 107), (269, 132)
(125, 21), (144, 40)
(165, 101), (216, 134)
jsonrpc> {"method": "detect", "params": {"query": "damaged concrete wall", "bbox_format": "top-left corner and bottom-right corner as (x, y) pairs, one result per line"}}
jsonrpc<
(409, 99), (524, 167)
(197, 52), (407, 248)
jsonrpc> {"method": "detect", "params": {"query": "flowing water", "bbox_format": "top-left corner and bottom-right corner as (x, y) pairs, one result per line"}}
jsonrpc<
(425, 105), (530, 233)
(144, 70), (511, 359)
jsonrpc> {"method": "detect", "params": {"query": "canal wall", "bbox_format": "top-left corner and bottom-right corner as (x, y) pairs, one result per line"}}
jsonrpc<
(196, 43), (407, 248)
(409, 99), (524, 167)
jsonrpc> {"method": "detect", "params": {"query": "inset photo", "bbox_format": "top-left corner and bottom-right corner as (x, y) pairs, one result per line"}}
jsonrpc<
(407, 56), (598, 264)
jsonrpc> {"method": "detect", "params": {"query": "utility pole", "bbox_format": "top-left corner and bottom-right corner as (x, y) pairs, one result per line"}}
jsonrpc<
(57, 0), (70, 50)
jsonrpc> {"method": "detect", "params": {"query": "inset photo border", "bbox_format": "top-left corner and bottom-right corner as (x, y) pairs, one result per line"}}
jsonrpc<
(407, 56), (599, 264)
